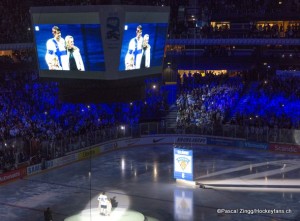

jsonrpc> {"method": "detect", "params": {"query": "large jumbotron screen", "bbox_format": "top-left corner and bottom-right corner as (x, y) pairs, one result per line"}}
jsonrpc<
(30, 5), (170, 80)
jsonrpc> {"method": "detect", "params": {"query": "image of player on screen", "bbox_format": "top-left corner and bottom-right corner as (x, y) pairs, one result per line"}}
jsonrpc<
(124, 25), (143, 70)
(141, 34), (151, 68)
(65, 35), (85, 71)
(45, 26), (68, 70)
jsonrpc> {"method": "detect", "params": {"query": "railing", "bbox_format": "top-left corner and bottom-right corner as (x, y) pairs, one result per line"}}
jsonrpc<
(138, 123), (299, 145)
(0, 123), (299, 173)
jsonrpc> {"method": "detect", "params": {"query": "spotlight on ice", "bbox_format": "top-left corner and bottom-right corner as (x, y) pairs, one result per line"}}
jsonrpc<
(63, 189), (143, 221)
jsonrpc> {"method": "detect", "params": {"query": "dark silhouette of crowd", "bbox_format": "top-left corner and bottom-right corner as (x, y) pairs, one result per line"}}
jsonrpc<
(168, 0), (300, 39)
(1, 0), (300, 44)
(170, 22), (300, 39)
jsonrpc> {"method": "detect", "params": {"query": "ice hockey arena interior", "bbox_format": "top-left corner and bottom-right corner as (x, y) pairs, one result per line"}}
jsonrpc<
(0, 1), (299, 221)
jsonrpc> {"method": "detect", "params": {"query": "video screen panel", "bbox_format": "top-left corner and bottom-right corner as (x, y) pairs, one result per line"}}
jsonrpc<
(31, 6), (170, 80)
(119, 23), (168, 71)
(34, 24), (105, 72)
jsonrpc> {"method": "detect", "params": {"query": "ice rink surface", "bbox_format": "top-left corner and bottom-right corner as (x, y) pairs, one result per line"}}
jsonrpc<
(0, 145), (299, 221)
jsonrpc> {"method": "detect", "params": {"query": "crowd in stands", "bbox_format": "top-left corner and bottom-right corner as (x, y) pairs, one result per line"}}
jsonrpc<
(169, 0), (300, 39)
(205, 0), (300, 17)
(1, 0), (300, 44)
(231, 75), (300, 129)
(170, 22), (300, 39)
(0, 0), (164, 44)
(176, 72), (300, 136)
(0, 49), (35, 72)
(0, 0), (32, 43)
(176, 73), (244, 130)
(0, 55), (14, 65)
(1, 0), (300, 175)
(0, 69), (166, 173)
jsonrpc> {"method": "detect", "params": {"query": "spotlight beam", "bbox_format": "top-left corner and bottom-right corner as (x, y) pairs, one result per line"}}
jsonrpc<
(195, 159), (300, 180)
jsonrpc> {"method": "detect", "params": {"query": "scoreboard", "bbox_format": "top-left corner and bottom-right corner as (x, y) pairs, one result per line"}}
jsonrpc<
(30, 5), (170, 80)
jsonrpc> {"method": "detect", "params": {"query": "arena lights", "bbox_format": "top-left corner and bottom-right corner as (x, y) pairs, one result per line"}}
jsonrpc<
(153, 161), (159, 182)
(120, 159), (126, 179)
(293, 130), (300, 145)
